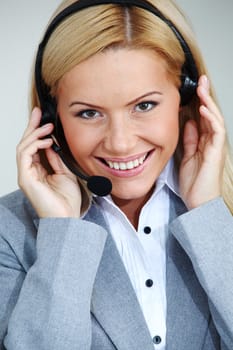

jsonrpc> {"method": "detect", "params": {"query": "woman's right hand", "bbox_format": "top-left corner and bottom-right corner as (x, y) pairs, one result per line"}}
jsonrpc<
(17, 107), (82, 218)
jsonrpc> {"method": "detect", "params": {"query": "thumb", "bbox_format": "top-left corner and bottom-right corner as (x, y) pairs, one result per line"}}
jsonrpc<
(182, 120), (199, 161)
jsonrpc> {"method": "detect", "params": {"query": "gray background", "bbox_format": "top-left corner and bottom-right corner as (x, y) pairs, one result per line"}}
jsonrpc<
(0, 0), (232, 196)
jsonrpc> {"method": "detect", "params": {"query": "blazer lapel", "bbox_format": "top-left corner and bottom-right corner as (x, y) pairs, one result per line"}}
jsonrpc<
(166, 192), (210, 350)
(84, 203), (154, 350)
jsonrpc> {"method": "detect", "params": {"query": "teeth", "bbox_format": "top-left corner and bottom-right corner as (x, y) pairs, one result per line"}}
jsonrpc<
(106, 154), (147, 170)
(113, 162), (119, 170)
(119, 162), (127, 170)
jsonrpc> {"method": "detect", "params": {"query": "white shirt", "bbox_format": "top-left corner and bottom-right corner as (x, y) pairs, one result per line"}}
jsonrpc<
(96, 159), (179, 349)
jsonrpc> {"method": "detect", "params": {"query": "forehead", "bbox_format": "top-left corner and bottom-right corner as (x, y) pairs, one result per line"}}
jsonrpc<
(57, 48), (171, 96)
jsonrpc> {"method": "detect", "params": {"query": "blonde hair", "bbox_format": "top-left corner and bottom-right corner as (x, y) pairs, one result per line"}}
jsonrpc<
(30, 0), (233, 213)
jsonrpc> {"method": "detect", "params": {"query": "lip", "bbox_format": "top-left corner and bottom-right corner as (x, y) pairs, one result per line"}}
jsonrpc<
(95, 149), (155, 178)
(103, 151), (150, 163)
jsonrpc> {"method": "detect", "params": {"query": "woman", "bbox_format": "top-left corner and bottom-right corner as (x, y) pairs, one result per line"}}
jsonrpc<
(0, 0), (233, 349)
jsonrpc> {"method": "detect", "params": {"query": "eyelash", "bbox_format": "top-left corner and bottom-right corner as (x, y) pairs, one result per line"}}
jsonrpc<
(75, 109), (101, 119)
(74, 100), (159, 119)
(134, 101), (158, 113)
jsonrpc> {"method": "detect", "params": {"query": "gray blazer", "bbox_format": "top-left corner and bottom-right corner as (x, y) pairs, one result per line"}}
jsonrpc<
(0, 190), (233, 349)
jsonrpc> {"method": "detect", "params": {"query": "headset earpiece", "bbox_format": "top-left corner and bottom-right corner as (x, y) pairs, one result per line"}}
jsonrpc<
(179, 73), (198, 106)
(39, 97), (57, 127)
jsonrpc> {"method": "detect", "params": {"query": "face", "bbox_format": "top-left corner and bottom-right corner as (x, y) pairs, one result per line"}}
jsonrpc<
(57, 48), (180, 203)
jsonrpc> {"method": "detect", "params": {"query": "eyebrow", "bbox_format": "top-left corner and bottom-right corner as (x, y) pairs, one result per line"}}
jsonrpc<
(69, 91), (162, 109)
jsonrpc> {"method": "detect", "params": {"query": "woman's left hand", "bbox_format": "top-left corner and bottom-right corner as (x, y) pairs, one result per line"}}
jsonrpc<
(179, 75), (227, 210)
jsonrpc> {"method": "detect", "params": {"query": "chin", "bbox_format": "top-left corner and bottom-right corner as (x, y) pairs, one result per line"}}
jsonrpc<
(111, 182), (155, 202)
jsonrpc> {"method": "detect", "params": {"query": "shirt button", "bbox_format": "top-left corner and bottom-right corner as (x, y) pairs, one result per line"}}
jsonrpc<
(145, 279), (153, 287)
(144, 226), (151, 234)
(153, 335), (162, 344)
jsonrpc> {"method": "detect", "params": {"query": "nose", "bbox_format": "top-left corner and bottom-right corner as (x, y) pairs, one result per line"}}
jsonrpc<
(103, 114), (137, 155)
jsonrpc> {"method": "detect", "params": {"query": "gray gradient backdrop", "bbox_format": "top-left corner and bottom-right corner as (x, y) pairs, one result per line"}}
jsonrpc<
(0, 0), (232, 196)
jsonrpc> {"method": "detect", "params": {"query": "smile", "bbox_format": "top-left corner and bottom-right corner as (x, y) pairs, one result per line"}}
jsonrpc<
(101, 152), (151, 171)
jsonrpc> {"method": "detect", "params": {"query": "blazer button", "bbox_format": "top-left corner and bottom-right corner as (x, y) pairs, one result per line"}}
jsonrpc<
(153, 335), (162, 344)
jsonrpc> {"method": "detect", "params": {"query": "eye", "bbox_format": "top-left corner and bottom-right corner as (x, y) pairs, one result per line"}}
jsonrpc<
(75, 109), (101, 119)
(134, 101), (158, 113)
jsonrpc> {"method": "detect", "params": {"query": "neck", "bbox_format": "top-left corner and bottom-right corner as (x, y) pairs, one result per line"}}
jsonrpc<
(111, 187), (155, 230)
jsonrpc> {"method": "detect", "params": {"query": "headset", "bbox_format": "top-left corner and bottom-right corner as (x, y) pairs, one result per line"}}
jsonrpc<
(35, 0), (199, 196)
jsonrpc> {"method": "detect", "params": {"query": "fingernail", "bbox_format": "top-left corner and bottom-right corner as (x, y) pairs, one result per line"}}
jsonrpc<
(42, 123), (52, 128)
(203, 75), (209, 89)
(31, 107), (41, 121)
(31, 108), (37, 117)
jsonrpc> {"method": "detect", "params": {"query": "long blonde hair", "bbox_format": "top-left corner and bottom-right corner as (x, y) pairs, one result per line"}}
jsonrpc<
(30, 0), (233, 213)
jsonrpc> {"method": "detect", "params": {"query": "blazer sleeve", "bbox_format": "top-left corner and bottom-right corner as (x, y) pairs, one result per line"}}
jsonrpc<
(0, 214), (107, 350)
(170, 197), (233, 350)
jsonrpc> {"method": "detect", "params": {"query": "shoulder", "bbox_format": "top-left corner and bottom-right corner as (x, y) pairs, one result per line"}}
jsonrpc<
(170, 197), (232, 253)
(0, 189), (36, 214)
(0, 190), (37, 269)
(0, 189), (38, 230)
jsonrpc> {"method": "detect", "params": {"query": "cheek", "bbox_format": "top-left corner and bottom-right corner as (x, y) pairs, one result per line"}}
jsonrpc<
(165, 117), (179, 143)
(61, 122), (100, 162)
(61, 123), (87, 158)
(150, 114), (179, 150)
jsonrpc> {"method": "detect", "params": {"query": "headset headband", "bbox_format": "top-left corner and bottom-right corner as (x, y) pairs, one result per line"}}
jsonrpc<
(35, 0), (198, 111)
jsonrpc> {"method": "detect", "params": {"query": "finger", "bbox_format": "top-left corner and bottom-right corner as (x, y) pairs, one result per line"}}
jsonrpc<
(22, 107), (42, 138)
(17, 118), (54, 161)
(198, 87), (222, 122)
(199, 105), (226, 148)
(45, 147), (76, 178)
(17, 138), (53, 172)
(197, 75), (225, 137)
(197, 75), (224, 123)
(182, 120), (199, 161)
(21, 107), (54, 143)
(198, 74), (209, 90)
(18, 122), (54, 155)
(199, 104), (212, 135)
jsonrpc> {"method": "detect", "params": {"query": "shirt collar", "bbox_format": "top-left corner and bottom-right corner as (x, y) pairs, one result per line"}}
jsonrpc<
(93, 157), (180, 211)
(156, 157), (180, 197)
